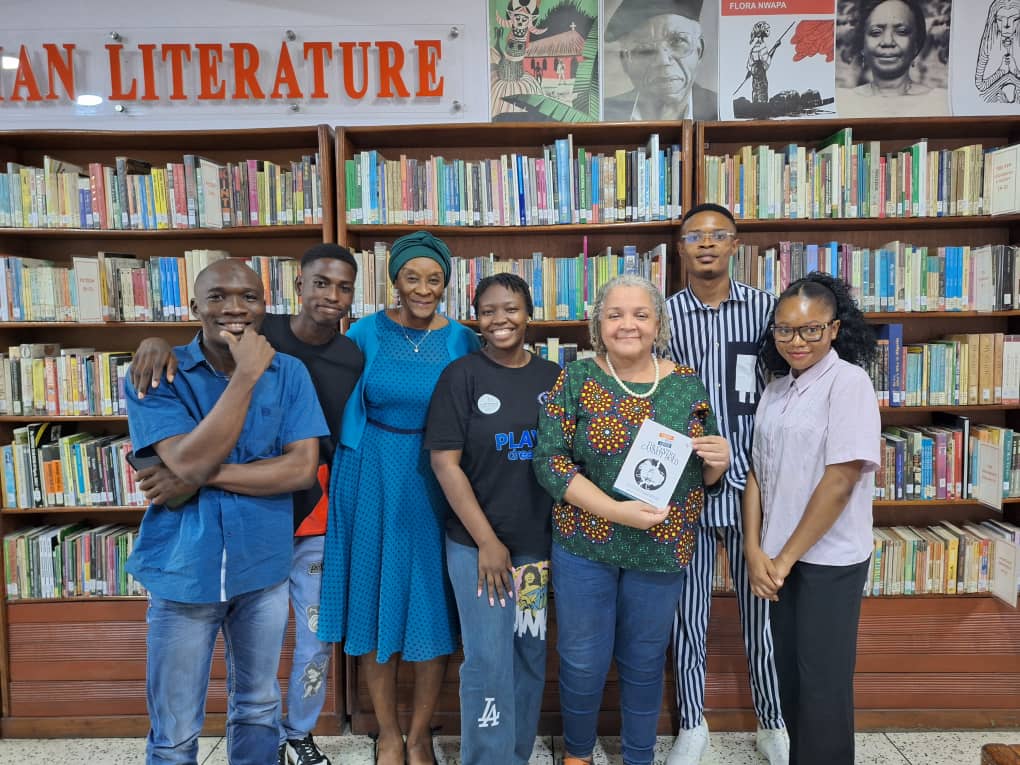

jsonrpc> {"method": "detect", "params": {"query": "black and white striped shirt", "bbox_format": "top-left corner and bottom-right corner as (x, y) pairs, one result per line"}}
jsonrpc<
(666, 281), (776, 527)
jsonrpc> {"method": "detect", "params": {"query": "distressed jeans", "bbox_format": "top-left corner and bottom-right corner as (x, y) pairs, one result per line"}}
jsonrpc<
(145, 579), (289, 765)
(446, 537), (548, 765)
(280, 535), (333, 743)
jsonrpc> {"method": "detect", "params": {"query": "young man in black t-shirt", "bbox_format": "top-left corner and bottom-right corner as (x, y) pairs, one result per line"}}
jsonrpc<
(130, 244), (363, 765)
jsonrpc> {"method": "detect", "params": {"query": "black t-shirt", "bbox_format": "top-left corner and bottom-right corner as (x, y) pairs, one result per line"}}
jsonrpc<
(424, 350), (561, 557)
(260, 313), (364, 530)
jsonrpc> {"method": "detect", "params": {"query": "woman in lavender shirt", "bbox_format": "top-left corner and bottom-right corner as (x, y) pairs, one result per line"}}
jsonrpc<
(742, 272), (880, 765)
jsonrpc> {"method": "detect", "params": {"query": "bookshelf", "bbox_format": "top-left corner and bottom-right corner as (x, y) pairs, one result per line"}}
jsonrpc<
(0, 127), (343, 736)
(335, 120), (695, 734)
(337, 121), (694, 353)
(697, 116), (1020, 729)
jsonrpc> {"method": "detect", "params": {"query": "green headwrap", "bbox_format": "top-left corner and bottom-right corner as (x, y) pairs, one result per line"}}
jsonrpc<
(388, 230), (452, 285)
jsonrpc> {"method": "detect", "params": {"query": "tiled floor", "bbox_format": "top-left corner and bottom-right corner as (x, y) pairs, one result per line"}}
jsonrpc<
(0, 730), (1017, 764)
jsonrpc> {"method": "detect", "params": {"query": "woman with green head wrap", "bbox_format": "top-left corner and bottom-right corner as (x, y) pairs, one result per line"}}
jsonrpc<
(318, 231), (480, 765)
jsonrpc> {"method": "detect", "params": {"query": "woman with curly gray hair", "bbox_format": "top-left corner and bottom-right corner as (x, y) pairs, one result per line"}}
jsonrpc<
(534, 275), (730, 765)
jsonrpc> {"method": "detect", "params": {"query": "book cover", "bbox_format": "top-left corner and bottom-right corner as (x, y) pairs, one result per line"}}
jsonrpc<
(613, 419), (693, 508)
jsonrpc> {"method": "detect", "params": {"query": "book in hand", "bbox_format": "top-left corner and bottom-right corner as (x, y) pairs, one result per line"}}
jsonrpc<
(613, 419), (693, 508)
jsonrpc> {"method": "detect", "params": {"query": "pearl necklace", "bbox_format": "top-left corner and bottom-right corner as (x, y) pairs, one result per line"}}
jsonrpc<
(605, 354), (661, 399)
(400, 324), (432, 353)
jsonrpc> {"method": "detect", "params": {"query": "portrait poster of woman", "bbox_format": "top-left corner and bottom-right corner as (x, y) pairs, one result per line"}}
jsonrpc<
(950, 0), (1020, 113)
(835, 0), (951, 117)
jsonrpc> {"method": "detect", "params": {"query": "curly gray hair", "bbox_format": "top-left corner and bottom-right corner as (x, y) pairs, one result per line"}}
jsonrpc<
(588, 275), (672, 358)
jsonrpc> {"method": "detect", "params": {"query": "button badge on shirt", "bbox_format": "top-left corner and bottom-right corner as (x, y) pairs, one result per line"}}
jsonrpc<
(477, 393), (501, 414)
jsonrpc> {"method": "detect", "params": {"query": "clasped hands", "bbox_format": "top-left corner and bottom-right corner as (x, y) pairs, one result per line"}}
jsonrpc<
(746, 546), (793, 601)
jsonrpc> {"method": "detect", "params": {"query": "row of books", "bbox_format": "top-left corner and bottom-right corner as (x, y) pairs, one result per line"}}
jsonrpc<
(693, 527), (1020, 598)
(350, 242), (668, 321)
(2, 424), (144, 510)
(0, 251), (308, 323)
(345, 133), (683, 227)
(865, 521), (1020, 598)
(1, 343), (132, 417)
(703, 128), (989, 219)
(868, 329), (1020, 408)
(875, 418), (1019, 502)
(0, 153), (324, 230)
(527, 341), (594, 368)
(3, 523), (144, 600)
(730, 241), (1018, 313)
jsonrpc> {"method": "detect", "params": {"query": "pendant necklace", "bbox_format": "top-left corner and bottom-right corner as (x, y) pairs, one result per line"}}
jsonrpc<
(605, 354), (661, 399)
(401, 323), (432, 353)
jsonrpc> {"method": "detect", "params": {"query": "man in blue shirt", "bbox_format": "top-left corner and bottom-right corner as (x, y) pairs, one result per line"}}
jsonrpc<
(125, 259), (328, 765)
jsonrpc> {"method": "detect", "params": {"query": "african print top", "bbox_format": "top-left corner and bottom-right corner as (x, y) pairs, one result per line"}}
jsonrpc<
(534, 357), (719, 573)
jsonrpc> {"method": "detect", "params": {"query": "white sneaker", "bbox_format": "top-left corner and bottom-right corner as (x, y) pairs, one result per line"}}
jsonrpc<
(755, 726), (790, 765)
(665, 718), (709, 765)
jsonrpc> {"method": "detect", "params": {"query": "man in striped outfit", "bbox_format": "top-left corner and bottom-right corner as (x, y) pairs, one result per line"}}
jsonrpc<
(665, 203), (789, 765)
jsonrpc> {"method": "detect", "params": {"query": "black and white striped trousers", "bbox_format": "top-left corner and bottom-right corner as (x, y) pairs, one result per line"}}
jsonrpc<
(671, 523), (785, 730)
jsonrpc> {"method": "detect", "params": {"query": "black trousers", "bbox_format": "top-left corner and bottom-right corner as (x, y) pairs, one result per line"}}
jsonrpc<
(769, 558), (869, 765)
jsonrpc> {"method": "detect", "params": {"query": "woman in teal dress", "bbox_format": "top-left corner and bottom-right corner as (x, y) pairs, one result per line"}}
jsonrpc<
(318, 231), (479, 765)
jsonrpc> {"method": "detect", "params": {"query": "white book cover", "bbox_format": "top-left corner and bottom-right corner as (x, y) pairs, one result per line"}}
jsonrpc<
(71, 257), (104, 323)
(720, 0), (836, 121)
(990, 536), (1019, 608)
(613, 418), (693, 509)
(985, 144), (1020, 216)
(975, 439), (1004, 511)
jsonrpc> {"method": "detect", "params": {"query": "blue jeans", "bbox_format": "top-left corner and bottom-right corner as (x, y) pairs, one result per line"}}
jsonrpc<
(145, 579), (289, 765)
(280, 535), (332, 743)
(552, 542), (687, 765)
(447, 537), (548, 765)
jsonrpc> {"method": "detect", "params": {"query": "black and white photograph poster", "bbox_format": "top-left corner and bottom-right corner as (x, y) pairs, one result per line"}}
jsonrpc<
(951, 0), (1020, 113)
(718, 0), (837, 120)
(836, 0), (951, 117)
(601, 0), (718, 121)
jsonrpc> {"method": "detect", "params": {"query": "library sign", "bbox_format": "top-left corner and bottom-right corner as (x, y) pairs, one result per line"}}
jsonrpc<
(0, 25), (466, 125)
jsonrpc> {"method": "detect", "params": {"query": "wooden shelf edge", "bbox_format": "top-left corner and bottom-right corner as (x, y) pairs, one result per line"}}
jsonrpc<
(873, 498), (1020, 506)
(0, 322), (200, 328)
(865, 311), (1020, 319)
(344, 221), (681, 235)
(0, 416), (127, 422)
(5, 596), (146, 605)
(693, 214), (1020, 230)
(0, 224), (324, 239)
(2, 506), (143, 515)
(879, 405), (1020, 412)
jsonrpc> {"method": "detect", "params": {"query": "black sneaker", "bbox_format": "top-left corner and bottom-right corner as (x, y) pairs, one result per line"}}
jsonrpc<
(286, 734), (331, 765)
(277, 743), (288, 765)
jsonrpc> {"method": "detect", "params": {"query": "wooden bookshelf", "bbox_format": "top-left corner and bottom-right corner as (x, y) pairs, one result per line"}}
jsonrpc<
(698, 116), (1020, 729)
(0, 126), (344, 735)
(336, 120), (696, 734)
(336, 120), (695, 315)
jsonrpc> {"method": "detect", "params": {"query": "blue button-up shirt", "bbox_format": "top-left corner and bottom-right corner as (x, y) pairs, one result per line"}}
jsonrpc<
(124, 333), (328, 604)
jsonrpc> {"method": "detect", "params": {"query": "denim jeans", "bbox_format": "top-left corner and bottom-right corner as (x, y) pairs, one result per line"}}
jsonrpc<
(145, 579), (289, 765)
(447, 537), (548, 765)
(280, 535), (332, 743)
(551, 542), (686, 765)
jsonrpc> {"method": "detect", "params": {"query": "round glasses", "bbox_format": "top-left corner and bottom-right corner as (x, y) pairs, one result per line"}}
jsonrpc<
(680, 230), (736, 245)
(621, 32), (700, 63)
(770, 320), (836, 343)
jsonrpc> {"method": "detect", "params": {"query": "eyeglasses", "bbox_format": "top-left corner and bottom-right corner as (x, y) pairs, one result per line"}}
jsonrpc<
(770, 320), (836, 343)
(621, 32), (700, 63)
(680, 230), (736, 245)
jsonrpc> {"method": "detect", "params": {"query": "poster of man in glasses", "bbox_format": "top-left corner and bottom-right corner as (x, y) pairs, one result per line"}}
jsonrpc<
(602, 0), (718, 120)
